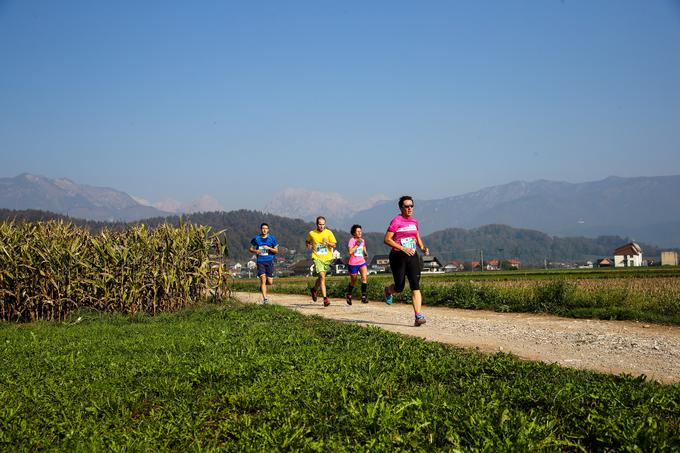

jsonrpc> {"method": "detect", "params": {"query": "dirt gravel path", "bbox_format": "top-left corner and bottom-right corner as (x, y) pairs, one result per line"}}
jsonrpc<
(234, 292), (680, 384)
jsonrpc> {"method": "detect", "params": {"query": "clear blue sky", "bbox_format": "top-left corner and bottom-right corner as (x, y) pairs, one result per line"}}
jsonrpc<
(2, 1), (679, 210)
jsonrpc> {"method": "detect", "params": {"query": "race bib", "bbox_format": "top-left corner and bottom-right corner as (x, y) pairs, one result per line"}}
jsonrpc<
(315, 244), (329, 255)
(354, 245), (364, 257)
(258, 245), (268, 256)
(400, 237), (416, 250)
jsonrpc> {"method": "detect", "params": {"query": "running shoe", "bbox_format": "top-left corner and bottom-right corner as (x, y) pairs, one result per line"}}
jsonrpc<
(310, 287), (318, 302)
(262, 298), (268, 305)
(345, 293), (352, 305)
(323, 297), (330, 307)
(384, 286), (393, 305)
(361, 294), (368, 304)
(414, 314), (426, 326)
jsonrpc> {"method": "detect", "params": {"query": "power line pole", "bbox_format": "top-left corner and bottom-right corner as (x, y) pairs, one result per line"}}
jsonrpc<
(480, 249), (484, 272)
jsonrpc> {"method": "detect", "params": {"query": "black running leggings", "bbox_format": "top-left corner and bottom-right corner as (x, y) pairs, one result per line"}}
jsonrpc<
(389, 249), (421, 292)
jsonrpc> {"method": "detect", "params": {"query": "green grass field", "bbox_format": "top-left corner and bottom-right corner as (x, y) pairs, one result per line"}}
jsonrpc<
(1, 301), (678, 451)
(231, 268), (680, 325)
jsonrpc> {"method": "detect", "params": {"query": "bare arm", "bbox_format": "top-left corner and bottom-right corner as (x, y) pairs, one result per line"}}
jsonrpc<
(323, 234), (337, 249)
(416, 233), (429, 256)
(348, 239), (362, 254)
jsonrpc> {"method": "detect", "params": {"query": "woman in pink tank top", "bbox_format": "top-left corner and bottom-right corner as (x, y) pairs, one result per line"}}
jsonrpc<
(383, 195), (430, 326)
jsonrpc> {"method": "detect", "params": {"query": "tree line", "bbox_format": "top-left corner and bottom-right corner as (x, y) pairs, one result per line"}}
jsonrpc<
(1, 208), (668, 265)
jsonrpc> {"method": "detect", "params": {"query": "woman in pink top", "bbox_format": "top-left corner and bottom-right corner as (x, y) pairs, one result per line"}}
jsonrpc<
(345, 224), (369, 305)
(383, 195), (429, 326)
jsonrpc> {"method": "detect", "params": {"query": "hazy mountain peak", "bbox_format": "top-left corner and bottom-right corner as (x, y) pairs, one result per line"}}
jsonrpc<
(264, 187), (388, 222)
(133, 194), (225, 214)
(53, 178), (79, 192)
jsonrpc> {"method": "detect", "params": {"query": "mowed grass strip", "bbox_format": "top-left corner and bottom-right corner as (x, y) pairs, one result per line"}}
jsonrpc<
(0, 302), (678, 451)
(232, 273), (680, 325)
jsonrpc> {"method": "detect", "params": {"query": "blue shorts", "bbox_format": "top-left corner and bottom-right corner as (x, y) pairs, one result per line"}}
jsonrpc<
(257, 261), (274, 278)
(348, 263), (367, 275)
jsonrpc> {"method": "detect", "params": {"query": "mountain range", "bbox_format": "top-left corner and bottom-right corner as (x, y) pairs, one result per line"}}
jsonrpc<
(0, 174), (223, 222)
(2, 173), (679, 248)
(343, 176), (680, 248)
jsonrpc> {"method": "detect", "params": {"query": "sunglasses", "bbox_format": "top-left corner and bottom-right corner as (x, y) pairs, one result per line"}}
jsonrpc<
(401, 204), (414, 209)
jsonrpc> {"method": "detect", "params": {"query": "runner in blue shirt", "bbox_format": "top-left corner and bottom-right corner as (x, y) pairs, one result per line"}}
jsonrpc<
(248, 223), (279, 304)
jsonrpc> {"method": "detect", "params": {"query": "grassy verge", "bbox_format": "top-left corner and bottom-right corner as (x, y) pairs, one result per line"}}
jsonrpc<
(232, 275), (680, 325)
(1, 301), (678, 450)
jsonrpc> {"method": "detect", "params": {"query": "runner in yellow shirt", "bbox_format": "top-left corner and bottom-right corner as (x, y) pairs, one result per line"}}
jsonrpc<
(306, 216), (337, 307)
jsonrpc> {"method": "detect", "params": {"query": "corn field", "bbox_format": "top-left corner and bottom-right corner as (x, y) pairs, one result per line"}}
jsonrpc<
(0, 220), (228, 322)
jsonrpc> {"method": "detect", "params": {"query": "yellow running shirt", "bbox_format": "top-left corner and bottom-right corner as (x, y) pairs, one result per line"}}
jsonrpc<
(306, 229), (337, 261)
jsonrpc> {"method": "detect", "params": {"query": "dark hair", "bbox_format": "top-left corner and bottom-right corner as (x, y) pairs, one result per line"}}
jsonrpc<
(260, 223), (269, 229)
(398, 196), (413, 208)
(350, 224), (362, 235)
(315, 216), (326, 224)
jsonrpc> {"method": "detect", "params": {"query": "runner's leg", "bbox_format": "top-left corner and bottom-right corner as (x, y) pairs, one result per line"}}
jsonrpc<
(389, 250), (407, 294)
(405, 254), (424, 319)
(260, 274), (267, 300)
(319, 271), (327, 297)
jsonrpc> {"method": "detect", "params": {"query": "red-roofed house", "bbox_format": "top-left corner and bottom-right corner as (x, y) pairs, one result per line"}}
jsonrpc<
(613, 242), (643, 267)
(503, 259), (522, 270)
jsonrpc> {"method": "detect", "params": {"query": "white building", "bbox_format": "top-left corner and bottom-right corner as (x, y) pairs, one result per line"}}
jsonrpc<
(613, 242), (643, 267)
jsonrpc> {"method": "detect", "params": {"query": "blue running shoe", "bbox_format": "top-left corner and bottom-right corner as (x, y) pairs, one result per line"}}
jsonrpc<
(262, 298), (268, 305)
(384, 286), (393, 305)
(414, 314), (426, 326)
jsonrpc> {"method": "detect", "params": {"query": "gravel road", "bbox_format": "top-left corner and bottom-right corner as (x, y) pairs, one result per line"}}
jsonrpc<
(234, 292), (680, 384)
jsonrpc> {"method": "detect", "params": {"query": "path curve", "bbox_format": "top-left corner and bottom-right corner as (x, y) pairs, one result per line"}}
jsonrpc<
(234, 292), (680, 384)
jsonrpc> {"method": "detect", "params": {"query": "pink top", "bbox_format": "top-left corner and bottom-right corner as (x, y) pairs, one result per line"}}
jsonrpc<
(347, 237), (367, 265)
(387, 215), (419, 251)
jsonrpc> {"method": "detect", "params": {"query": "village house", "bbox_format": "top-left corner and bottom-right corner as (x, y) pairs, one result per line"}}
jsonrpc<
(597, 258), (613, 267)
(368, 254), (390, 273)
(613, 242), (643, 268)
(330, 258), (348, 275)
(484, 259), (501, 271)
(661, 251), (678, 266)
(290, 259), (314, 276)
(465, 261), (482, 271)
(421, 256), (444, 273)
(444, 260), (464, 273)
(503, 258), (522, 270)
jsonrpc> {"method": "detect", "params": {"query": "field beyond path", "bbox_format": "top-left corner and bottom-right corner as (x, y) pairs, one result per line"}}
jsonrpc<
(234, 292), (680, 384)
